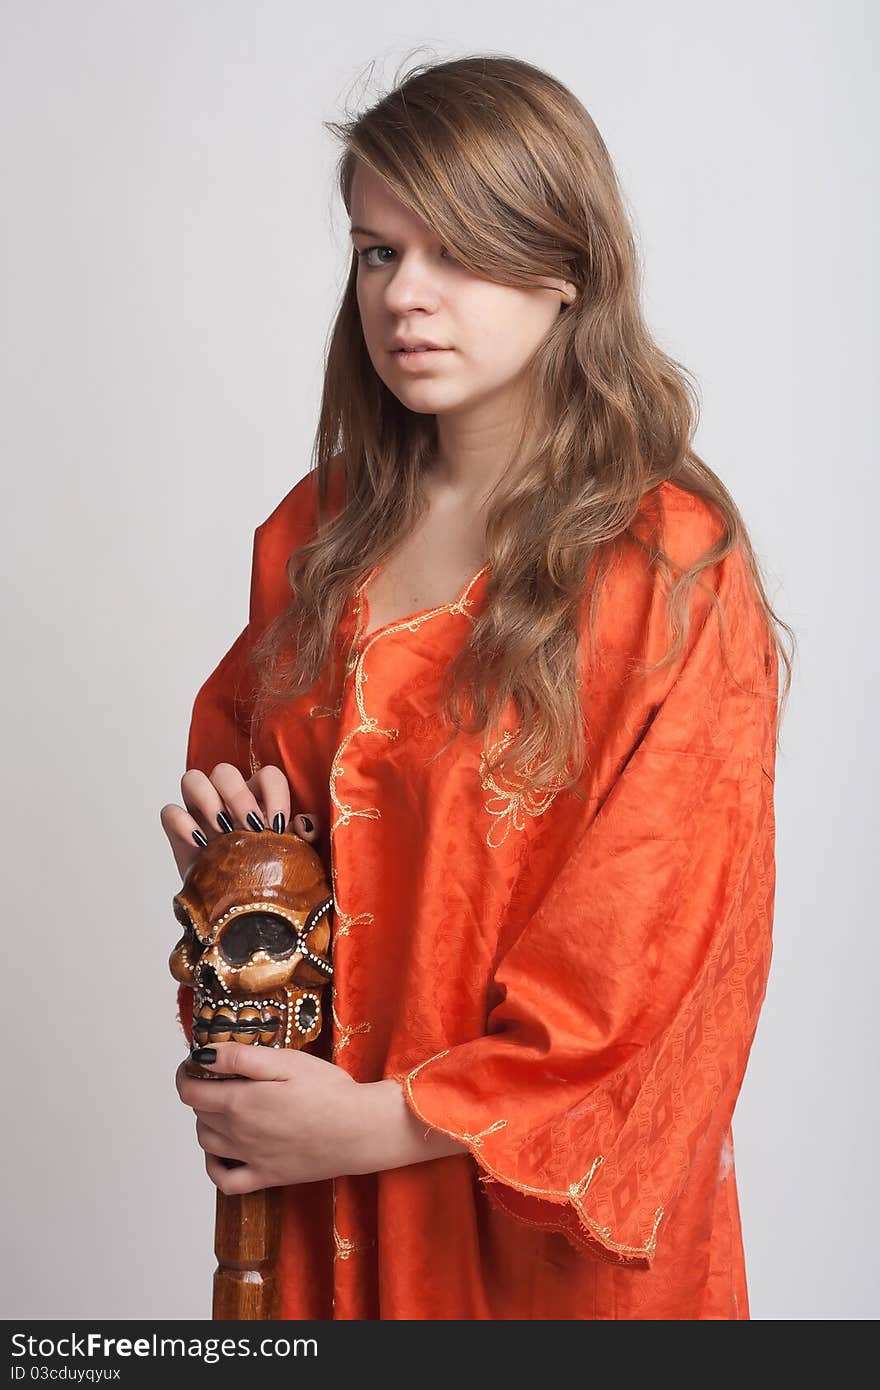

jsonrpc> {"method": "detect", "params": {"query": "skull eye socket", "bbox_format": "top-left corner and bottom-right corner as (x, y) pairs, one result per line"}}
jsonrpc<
(220, 911), (299, 967)
(174, 901), (206, 956)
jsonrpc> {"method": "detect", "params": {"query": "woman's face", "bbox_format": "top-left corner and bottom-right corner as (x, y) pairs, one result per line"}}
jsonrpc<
(350, 163), (574, 421)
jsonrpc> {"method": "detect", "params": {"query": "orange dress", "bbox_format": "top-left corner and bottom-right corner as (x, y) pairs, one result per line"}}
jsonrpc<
(175, 464), (778, 1320)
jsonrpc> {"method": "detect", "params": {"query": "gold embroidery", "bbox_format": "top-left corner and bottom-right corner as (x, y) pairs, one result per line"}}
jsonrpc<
(329, 858), (374, 940)
(569, 1155), (604, 1200)
(356, 563), (489, 645)
(480, 732), (563, 848)
(461, 1118), (508, 1149)
(331, 1176), (375, 1262)
(329, 724), (389, 832)
(333, 1226), (374, 1260)
(399, 1049), (665, 1262)
(331, 908), (374, 940)
(331, 999), (372, 1058)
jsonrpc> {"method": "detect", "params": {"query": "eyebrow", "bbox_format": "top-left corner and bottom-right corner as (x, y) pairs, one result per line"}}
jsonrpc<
(349, 224), (386, 239)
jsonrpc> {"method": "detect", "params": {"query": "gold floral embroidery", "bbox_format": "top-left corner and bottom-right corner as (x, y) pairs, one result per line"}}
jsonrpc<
(331, 1176), (375, 1262)
(399, 1049), (665, 1262)
(333, 1226), (374, 1261)
(329, 873), (375, 940)
(331, 999), (372, 1058)
(329, 723), (390, 832)
(480, 731), (563, 848)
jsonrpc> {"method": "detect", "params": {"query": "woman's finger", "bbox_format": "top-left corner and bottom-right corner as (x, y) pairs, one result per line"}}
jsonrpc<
(160, 802), (210, 879)
(195, 1115), (241, 1161)
(247, 764), (293, 834)
(205, 1151), (258, 1191)
(291, 811), (321, 843)
(245, 766), (321, 843)
(179, 767), (234, 840)
(207, 762), (269, 832)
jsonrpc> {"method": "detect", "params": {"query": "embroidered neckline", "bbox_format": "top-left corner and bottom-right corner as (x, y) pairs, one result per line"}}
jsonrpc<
(353, 560), (490, 646)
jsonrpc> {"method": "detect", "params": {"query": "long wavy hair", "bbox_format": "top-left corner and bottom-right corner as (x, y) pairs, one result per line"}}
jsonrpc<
(250, 52), (795, 796)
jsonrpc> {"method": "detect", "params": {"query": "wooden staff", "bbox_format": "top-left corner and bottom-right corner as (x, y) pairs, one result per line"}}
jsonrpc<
(170, 830), (334, 1319)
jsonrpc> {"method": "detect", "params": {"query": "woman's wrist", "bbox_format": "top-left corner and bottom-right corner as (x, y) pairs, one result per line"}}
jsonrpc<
(345, 1077), (469, 1176)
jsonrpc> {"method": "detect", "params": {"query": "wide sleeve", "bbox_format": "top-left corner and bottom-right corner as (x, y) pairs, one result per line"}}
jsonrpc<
(391, 540), (779, 1269)
(184, 622), (256, 779)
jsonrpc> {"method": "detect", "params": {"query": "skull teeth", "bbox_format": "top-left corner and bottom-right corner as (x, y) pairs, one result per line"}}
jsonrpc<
(192, 997), (285, 1046)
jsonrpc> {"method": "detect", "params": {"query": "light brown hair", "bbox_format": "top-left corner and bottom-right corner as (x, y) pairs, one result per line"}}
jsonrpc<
(250, 52), (795, 794)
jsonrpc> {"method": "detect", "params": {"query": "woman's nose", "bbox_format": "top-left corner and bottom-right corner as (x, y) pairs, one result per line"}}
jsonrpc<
(381, 261), (441, 314)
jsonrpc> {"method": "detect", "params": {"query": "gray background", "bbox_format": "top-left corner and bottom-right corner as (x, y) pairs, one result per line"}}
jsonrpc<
(2, 0), (875, 1321)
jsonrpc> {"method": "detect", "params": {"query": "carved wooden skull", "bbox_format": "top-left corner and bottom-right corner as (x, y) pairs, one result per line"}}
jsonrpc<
(170, 830), (333, 1070)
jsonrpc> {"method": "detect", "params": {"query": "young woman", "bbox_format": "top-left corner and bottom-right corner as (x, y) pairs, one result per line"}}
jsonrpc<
(162, 54), (793, 1321)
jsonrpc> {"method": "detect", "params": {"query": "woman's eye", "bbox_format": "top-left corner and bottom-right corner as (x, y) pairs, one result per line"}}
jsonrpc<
(357, 245), (394, 267)
(357, 246), (454, 268)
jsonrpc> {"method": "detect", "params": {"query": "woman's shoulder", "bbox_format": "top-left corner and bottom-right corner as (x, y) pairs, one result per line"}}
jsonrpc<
(629, 478), (729, 571)
(593, 478), (765, 673)
(255, 454), (346, 543)
(247, 456), (346, 629)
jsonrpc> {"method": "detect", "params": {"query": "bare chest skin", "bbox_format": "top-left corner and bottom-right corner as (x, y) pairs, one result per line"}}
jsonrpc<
(360, 498), (488, 639)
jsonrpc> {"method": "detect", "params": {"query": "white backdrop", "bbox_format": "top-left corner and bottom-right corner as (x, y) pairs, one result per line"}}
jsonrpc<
(2, 0), (874, 1320)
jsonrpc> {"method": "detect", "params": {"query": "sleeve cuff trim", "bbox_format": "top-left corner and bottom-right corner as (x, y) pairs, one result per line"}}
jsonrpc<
(394, 1048), (664, 1268)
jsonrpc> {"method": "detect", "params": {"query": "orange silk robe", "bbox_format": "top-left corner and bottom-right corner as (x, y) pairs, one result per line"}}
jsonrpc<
(175, 465), (778, 1320)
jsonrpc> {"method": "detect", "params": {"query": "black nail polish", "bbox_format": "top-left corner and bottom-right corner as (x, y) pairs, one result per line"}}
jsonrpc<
(191, 1047), (216, 1064)
(273, 811), (286, 834)
(300, 815), (314, 833)
(217, 810), (234, 833)
(246, 810), (265, 832)
(192, 828), (208, 848)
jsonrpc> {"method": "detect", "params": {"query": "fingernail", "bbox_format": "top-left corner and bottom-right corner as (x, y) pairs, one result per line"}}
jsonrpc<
(217, 810), (234, 833)
(192, 828), (208, 848)
(246, 811), (265, 832)
(191, 1047), (216, 1064)
(300, 815), (314, 833)
(272, 811), (286, 834)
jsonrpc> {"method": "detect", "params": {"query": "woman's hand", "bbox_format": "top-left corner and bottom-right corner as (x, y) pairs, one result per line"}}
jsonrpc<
(175, 1043), (470, 1193)
(159, 762), (321, 880)
(175, 1042), (372, 1193)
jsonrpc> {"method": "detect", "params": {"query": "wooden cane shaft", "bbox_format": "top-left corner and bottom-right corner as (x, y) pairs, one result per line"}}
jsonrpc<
(212, 1188), (282, 1320)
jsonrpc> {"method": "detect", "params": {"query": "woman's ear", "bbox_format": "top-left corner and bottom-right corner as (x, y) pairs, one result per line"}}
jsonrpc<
(540, 274), (578, 308)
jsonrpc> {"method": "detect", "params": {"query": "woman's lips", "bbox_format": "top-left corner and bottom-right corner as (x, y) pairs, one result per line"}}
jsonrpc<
(391, 347), (454, 369)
